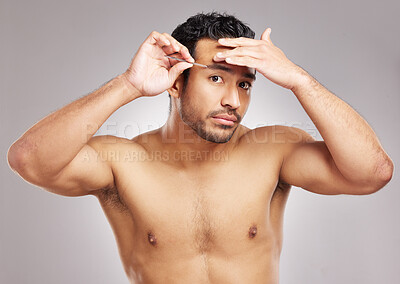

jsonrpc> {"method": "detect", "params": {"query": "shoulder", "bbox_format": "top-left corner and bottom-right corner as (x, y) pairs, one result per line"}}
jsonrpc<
(87, 135), (148, 162)
(238, 125), (315, 146)
(88, 135), (131, 146)
(236, 125), (316, 162)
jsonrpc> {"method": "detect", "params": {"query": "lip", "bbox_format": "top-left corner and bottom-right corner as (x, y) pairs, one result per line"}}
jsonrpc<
(212, 115), (237, 126)
(212, 114), (237, 122)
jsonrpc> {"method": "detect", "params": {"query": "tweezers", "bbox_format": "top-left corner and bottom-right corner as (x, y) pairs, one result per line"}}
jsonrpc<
(164, 55), (208, 68)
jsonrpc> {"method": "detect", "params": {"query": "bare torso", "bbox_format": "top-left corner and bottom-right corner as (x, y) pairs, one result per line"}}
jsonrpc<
(92, 125), (291, 284)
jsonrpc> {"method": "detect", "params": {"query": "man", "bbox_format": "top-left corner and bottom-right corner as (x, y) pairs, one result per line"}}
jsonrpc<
(7, 12), (393, 283)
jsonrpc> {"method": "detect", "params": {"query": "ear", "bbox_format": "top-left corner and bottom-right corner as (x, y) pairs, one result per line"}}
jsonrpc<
(167, 74), (185, 99)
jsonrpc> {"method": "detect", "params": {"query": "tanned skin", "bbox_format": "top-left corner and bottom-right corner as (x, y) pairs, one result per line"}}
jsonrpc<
(8, 29), (393, 283)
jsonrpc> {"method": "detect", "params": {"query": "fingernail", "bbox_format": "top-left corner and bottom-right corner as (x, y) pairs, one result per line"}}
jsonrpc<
(216, 52), (223, 57)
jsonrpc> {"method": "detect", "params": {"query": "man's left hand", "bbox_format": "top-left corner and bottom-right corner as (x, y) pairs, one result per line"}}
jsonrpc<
(214, 28), (307, 90)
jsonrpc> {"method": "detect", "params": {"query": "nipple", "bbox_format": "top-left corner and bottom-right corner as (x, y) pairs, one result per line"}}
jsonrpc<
(147, 232), (157, 246)
(248, 225), (257, 239)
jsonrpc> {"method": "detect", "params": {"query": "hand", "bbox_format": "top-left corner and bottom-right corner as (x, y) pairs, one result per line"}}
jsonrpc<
(123, 31), (194, 97)
(214, 28), (307, 90)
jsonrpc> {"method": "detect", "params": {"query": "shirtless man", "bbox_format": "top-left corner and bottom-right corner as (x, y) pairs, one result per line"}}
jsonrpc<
(7, 12), (394, 283)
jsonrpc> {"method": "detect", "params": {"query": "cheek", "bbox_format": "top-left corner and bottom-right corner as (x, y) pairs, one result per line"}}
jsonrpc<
(238, 94), (251, 116)
(240, 93), (251, 105)
(187, 77), (221, 104)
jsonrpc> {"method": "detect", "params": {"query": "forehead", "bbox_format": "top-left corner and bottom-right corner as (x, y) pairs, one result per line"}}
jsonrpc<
(194, 38), (255, 75)
(194, 38), (232, 62)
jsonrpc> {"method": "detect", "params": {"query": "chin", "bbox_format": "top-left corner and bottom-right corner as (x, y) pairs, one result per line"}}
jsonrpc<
(180, 109), (239, 143)
(198, 123), (239, 143)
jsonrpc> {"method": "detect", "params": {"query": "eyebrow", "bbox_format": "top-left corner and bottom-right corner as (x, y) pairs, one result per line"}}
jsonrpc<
(206, 63), (256, 81)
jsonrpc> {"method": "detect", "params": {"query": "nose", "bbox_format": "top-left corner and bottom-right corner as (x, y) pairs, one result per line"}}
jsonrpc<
(221, 85), (240, 109)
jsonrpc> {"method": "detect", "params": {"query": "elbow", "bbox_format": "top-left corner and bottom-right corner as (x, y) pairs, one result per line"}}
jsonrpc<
(8, 139), (62, 189)
(7, 139), (37, 179)
(379, 157), (394, 183)
(8, 141), (27, 173)
(362, 157), (394, 195)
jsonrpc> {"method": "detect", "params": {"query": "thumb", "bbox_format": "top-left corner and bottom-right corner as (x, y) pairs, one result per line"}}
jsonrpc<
(261, 28), (272, 42)
(168, 62), (192, 84)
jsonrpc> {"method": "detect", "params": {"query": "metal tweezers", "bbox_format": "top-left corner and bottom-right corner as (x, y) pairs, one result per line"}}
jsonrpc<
(164, 54), (208, 68)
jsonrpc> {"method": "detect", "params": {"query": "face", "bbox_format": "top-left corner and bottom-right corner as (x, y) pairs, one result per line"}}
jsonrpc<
(176, 38), (256, 143)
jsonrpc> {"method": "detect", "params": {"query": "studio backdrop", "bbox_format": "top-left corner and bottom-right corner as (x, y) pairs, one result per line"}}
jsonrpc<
(1, 0), (399, 283)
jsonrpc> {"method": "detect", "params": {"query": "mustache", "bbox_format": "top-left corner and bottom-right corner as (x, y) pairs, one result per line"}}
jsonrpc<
(208, 109), (241, 122)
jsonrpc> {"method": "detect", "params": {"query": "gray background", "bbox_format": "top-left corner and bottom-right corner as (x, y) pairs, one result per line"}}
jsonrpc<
(1, 0), (399, 283)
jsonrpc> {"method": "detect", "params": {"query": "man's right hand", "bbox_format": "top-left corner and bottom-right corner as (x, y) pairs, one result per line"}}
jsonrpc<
(124, 31), (194, 97)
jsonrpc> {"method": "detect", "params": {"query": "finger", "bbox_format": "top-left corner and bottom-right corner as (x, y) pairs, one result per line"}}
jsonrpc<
(224, 56), (260, 68)
(165, 55), (186, 67)
(162, 33), (181, 53)
(151, 33), (178, 57)
(147, 31), (193, 63)
(217, 37), (261, 47)
(162, 33), (194, 63)
(168, 61), (193, 84)
(261, 28), (272, 43)
(213, 46), (263, 62)
(162, 45), (180, 57)
(163, 46), (193, 63)
(148, 31), (171, 47)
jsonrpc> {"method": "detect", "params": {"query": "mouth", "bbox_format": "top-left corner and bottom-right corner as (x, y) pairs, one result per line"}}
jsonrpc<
(211, 115), (237, 126)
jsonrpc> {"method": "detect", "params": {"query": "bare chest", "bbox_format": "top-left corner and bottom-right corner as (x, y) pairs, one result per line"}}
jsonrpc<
(102, 151), (288, 256)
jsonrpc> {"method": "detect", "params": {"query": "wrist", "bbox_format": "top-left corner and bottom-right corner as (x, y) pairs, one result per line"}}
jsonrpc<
(117, 73), (143, 102)
(290, 66), (314, 94)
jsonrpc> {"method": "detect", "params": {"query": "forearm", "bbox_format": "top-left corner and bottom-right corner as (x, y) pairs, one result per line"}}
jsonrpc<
(291, 71), (393, 183)
(8, 74), (140, 176)
(214, 30), (393, 185)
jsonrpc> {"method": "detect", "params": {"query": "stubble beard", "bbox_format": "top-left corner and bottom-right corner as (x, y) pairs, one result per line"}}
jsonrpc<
(178, 91), (239, 144)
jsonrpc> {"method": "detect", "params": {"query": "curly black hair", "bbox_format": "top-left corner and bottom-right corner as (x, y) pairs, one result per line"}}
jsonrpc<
(170, 12), (255, 95)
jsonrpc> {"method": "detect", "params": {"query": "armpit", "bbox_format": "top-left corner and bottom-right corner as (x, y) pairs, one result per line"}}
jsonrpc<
(97, 184), (130, 213)
(276, 180), (291, 191)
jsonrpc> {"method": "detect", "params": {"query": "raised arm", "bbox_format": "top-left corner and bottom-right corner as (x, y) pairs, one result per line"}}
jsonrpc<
(7, 31), (194, 197)
(215, 28), (394, 195)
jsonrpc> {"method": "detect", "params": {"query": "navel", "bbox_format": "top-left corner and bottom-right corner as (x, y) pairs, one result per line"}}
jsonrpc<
(147, 232), (157, 246)
(248, 225), (257, 239)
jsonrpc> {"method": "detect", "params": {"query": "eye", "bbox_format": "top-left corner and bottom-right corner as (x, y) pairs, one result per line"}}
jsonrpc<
(210, 75), (223, 83)
(239, 81), (252, 90)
